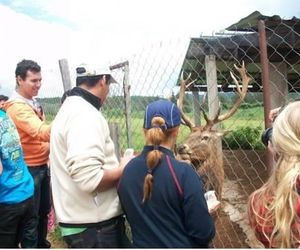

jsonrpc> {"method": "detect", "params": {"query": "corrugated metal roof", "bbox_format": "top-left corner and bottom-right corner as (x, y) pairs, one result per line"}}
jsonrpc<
(226, 10), (300, 32)
(177, 11), (300, 92)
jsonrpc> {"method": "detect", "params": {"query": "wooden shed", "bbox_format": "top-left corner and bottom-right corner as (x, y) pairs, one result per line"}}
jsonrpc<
(179, 11), (300, 127)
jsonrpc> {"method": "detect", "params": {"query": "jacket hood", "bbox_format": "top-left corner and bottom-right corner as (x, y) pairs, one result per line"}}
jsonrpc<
(2, 99), (26, 111)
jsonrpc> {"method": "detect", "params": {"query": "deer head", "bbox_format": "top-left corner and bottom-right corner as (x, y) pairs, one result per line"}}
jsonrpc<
(176, 61), (251, 199)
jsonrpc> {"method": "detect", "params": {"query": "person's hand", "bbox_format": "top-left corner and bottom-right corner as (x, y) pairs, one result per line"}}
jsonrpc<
(208, 202), (221, 215)
(205, 190), (221, 215)
(268, 107), (281, 123)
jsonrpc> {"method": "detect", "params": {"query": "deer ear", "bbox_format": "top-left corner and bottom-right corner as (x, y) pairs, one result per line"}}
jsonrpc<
(215, 131), (224, 137)
(222, 129), (231, 136)
(216, 129), (231, 137)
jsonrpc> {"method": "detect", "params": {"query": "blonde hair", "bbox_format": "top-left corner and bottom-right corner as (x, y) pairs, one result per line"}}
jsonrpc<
(143, 116), (178, 202)
(249, 101), (300, 248)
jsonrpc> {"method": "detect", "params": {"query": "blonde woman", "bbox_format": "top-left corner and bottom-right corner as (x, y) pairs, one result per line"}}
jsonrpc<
(118, 100), (215, 248)
(248, 101), (300, 248)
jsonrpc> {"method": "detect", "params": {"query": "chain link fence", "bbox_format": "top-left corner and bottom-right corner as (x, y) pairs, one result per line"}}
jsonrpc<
(40, 16), (300, 248)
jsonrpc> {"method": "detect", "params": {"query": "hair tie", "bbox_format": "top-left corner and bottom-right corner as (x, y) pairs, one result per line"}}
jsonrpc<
(151, 125), (160, 129)
(153, 145), (159, 150)
(147, 168), (153, 175)
(151, 124), (167, 131)
(160, 124), (167, 131)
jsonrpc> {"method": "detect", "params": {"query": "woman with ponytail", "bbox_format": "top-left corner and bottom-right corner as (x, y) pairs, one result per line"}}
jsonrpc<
(248, 101), (300, 248)
(118, 99), (215, 248)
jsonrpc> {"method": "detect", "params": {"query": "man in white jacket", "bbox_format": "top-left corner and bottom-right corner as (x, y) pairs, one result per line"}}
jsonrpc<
(50, 65), (133, 248)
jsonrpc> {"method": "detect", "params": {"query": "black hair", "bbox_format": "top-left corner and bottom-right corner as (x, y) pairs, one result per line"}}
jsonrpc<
(76, 75), (111, 87)
(0, 95), (8, 102)
(15, 59), (41, 80)
(76, 76), (101, 87)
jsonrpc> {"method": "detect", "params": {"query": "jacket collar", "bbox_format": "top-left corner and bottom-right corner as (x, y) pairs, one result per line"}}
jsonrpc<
(69, 87), (101, 110)
(142, 145), (175, 158)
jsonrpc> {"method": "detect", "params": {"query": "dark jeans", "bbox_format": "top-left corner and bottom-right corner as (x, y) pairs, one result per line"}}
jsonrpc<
(28, 165), (51, 248)
(63, 216), (131, 248)
(0, 197), (37, 248)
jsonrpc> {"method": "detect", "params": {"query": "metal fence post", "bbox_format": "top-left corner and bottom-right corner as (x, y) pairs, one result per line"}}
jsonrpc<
(258, 20), (273, 175)
(110, 61), (132, 149)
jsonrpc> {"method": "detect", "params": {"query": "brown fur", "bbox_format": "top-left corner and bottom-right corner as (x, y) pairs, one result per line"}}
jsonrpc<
(176, 62), (251, 202)
(177, 129), (224, 200)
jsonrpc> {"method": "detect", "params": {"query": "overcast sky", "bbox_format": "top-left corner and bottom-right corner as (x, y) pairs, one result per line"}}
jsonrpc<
(0, 0), (299, 97)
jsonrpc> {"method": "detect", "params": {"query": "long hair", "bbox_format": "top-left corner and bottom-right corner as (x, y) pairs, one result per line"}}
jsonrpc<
(248, 101), (300, 248)
(142, 116), (177, 202)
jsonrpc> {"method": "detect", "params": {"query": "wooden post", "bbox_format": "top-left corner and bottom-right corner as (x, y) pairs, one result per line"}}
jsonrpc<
(258, 20), (273, 175)
(205, 55), (219, 122)
(205, 55), (223, 165)
(192, 91), (201, 126)
(258, 20), (271, 129)
(110, 61), (132, 149)
(109, 122), (121, 161)
(269, 62), (288, 109)
(58, 59), (72, 91)
(123, 63), (132, 148)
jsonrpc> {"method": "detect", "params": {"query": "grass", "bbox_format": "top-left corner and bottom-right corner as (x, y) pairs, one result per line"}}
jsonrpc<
(101, 106), (265, 152)
(44, 104), (265, 152)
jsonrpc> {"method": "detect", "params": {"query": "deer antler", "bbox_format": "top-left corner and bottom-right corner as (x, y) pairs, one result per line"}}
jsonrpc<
(203, 61), (251, 130)
(177, 71), (196, 130)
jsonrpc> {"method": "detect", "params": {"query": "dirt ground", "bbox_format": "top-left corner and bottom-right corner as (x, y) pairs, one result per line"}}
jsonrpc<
(212, 149), (269, 248)
(49, 149), (269, 248)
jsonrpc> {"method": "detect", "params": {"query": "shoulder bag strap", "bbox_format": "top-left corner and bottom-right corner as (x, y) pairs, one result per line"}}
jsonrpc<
(166, 155), (183, 199)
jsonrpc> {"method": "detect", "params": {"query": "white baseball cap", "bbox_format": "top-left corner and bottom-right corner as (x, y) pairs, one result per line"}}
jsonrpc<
(76, 64), (117, 83)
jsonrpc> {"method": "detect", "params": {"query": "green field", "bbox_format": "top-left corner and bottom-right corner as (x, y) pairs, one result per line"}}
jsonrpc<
(101, 105), (265, 152)
(41, 96), (265, 153)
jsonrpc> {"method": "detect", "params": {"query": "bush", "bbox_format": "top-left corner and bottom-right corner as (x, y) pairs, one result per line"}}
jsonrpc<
(222, 126), (265, 150)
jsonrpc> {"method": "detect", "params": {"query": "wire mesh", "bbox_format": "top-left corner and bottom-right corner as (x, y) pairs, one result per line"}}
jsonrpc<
(39, 18), (300, 248)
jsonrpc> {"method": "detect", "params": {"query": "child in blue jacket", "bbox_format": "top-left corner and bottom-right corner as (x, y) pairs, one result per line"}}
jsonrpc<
(0, 108), (36, 248)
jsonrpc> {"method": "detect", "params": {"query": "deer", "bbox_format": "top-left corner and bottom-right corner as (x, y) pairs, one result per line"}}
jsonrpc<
(176, 61), (251, 201)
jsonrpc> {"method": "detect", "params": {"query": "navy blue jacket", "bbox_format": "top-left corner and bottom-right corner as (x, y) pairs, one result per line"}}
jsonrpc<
(118, 146), (215, 248)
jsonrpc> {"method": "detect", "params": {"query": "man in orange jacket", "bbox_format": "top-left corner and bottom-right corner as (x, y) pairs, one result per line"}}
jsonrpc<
(4, 59), (51, 248)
